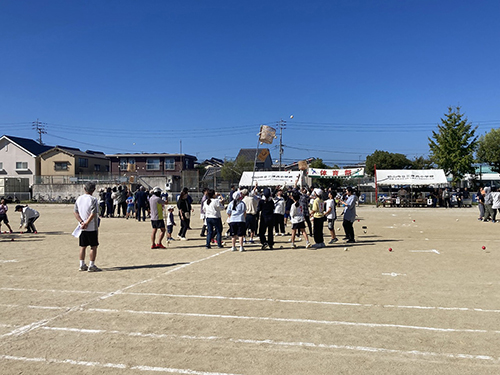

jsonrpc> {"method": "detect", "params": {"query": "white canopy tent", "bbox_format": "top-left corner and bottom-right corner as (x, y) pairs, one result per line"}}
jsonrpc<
(376, 169), (448, 186)
(239, 171), (303, 187)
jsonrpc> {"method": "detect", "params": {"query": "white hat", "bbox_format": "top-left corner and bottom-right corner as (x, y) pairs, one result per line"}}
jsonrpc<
(167, 205), (174, 210)
(314, 188), (323, 197)
(233, 191), (242, 200)
(152, 186), (161, 193)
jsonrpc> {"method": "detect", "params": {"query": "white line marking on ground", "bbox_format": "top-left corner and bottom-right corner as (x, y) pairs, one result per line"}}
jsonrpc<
(0, 355), (240, 374)
(39, 326), (500, 363)
(0, 260), (18, 263)
(410, 249), (440, 254)
(0, 250), (230, 339)
(381, 273), (407, 277)
(87, 307), (500, 334)
(3, 289), (500, 314)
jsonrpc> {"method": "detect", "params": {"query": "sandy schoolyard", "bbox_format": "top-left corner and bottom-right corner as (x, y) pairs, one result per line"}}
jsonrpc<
(0, 203), (499, 374)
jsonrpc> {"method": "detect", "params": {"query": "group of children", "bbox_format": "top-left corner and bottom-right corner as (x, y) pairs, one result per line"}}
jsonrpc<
(0, 198), (40, 234)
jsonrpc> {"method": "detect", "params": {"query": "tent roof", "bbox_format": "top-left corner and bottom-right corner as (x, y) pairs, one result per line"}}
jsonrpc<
(376, 169), (448, 186)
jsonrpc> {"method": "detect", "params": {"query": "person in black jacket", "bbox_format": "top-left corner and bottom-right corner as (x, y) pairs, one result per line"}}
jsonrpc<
(257, 188), (275, 250)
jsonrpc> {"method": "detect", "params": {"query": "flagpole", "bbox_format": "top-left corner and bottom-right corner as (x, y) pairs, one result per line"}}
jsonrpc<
(251, 126), (262, 187)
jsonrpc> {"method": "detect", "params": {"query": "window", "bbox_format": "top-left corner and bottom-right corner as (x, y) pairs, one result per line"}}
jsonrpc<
(119, 157), (135, 170)
(16, 162), (28, 170)
(94, 164), (101, 172)
(0, 162), (3, 170)
(54, 162), (69, 171)
(105, 165), (110, 172)
(79, 158), (88, 168)
(165, 158), (175, 170)
(146, 158), (160, 170)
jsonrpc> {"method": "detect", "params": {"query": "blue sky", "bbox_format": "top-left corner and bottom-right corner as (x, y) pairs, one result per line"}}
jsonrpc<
(1, 0), (499, 166)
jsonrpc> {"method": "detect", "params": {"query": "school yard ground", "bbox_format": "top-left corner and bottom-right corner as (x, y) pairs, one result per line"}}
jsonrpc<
(0, 203), (499, 374)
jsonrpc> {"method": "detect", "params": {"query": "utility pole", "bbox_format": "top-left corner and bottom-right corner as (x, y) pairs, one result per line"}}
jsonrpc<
(278, 118), (286, 171)
(32, 118), (47, 145)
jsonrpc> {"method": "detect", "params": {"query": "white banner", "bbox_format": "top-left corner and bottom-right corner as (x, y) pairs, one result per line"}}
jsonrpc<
(239, 171), (303, 187)
(376, 169), (448, 186)
(308, 167), (364, 178)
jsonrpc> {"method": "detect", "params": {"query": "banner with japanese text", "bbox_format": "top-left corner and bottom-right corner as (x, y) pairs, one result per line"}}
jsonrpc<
(308, 167), (364, 178)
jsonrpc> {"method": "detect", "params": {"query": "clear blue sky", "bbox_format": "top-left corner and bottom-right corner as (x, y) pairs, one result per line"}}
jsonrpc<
(1, 0), (499, 166)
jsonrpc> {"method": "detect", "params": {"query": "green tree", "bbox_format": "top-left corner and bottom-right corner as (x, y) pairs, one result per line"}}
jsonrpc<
(411, 156), (434, 170)
(365, 150), (412, 176)
(428, 106), (477, 185)
(477, 128), (500, 173)
(220, 157), (253, 183)
(309, 158), (331, 169)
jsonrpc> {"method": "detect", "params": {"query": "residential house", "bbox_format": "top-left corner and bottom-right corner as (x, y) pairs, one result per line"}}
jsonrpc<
(0, 135), (52, 195)
(236, 148), (273, 170)
(107, 153), (197, 191)
(39, 146), (110, 183)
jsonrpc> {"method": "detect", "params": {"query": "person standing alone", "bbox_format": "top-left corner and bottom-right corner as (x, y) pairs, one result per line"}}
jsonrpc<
(74, 182), (101, 272)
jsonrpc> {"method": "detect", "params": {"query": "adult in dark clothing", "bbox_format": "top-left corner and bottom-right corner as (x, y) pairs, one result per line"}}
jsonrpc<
(98, 189), (106, 217)
(135, 186), (149, 221)
(177, 190), (191, 239)
(105, 187), (113, 217)
(257, 188), (275, 250)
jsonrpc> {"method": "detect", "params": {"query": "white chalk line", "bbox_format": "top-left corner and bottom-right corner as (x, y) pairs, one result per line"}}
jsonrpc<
(410, 249), (440, 254)
(86, 307), (500, 335)
(0, 249), (230, 339)
(0, 354), (241, 375)
(34, 326), (500, 363)
(0, 260), (18, 263)
(4, 303), (497, 335)
(3, 288), (500, 314)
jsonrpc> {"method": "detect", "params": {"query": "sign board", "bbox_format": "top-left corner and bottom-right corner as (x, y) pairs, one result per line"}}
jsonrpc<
(239, 171), (302, 187)
(376, 169), (447, 186)
(308, 167), (364, 178)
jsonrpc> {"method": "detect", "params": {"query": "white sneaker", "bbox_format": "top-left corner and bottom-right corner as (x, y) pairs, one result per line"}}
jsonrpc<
(239, 246), (245, 252)
(305, 242), (312, 249)
(297, 237), (302, 241)
(180, 237), (187, 241)
(88, 265), (101, 272)
(291, 243), (297, 248)
(231, 247), (237, 252)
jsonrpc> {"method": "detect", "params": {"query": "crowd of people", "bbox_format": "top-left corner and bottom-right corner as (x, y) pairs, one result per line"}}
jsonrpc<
(70, 181), (359, 272)
(476, 185), (500, 223)
(197, 182), (359, 252)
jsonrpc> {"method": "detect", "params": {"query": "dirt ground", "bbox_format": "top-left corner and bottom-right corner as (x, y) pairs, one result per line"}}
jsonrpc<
(1, 202), (499, 374)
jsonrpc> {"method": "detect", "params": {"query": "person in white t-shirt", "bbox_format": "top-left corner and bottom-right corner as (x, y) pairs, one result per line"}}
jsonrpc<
(74, 182), (101, 272)
(324, 190), (338, 244)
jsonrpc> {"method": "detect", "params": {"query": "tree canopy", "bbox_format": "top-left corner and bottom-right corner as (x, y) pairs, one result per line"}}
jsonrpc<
(220, 157), (253, 183)
(477, 128), (500, 173)
(365, 150), (412, 176)
(428, 106), (477, 185)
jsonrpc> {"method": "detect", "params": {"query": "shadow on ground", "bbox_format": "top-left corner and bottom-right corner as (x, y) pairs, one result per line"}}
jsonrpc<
(103, 262), (189, 271)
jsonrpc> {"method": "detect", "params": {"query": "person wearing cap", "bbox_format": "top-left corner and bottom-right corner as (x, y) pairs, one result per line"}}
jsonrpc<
(309, 188), (325, 248)
(242, 187), (259, 244)
(0, 198), (14, 234)
(273, 188), (287, 236)
(15, 204), (40, 234)
(149, 187), (167, 249)
(226, 190), (247, 252)
(125, 191), (135, 220)
(203, 189), (225, 249)
(340, 186), (357, 243)
(165, 205), (176, 242)
(257, 188), (275, 250)
(73, 182), (100, 272)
